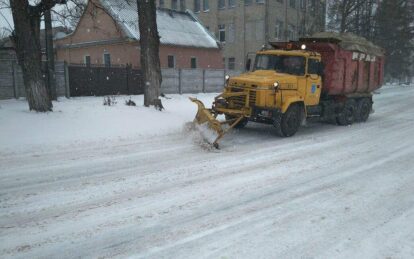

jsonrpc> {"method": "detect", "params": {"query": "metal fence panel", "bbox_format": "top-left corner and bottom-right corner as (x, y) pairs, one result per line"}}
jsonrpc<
(180, 69), (203, 94)
(205, 70), (225, 93)
(161, 69), (179, 94)
(68, 66), (143, 96)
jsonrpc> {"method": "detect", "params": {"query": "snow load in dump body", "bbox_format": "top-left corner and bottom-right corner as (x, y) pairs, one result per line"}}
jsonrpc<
(99, 0), (219, 49)
(300, 32), (385, 95)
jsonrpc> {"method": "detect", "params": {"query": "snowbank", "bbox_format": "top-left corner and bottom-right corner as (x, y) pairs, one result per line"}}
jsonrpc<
(0, 94), (216, 153)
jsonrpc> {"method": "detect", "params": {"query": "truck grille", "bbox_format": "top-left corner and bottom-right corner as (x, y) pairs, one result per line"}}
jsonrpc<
(228, 88), (256, 108)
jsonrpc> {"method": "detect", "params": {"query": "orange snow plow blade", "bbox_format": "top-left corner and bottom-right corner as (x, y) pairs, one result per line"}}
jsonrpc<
(189, 97), (244, 148)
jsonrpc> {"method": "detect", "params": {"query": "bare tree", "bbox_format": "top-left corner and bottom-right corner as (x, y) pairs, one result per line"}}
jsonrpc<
(327, 0), (365, 33)
(51, 0), (86, 30)
(9, 0), (61, 112)
(0, 27), (10, 39)
(137, 0), (163, 109)
(6, 0), (87, 111)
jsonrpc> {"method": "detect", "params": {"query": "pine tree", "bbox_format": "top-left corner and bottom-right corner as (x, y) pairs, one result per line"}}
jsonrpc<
(374, 0), (414, 81)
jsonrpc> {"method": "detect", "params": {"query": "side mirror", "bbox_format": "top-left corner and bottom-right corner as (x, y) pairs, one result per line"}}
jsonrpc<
(245, 59), (251, 72)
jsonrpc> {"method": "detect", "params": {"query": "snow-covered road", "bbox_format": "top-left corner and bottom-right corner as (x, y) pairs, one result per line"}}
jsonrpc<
(1, 86), (414, 258)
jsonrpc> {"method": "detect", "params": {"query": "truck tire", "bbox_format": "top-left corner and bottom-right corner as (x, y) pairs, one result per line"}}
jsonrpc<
(336, 99), (356, 126)
(225, 115), (248, 129)
(355, 98), (372, 122)
(274, 104), (301, 137)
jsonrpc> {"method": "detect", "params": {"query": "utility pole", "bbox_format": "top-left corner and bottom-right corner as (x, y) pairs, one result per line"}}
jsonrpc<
(45, 9), (57, 100)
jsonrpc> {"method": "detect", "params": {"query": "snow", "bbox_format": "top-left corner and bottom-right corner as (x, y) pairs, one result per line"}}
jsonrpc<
(0, 94), (215, 154)
(100, 0), (218, 49)
(1, 86), (414, 258)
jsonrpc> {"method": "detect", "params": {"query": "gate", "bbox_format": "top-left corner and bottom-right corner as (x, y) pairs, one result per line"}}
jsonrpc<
(68, 64), (143, 96)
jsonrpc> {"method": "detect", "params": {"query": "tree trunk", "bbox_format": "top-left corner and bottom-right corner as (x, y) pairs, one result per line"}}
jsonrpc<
(45, 9), (57, 100)
(137, 0), (163, 109)
(10, 0), (52, 112)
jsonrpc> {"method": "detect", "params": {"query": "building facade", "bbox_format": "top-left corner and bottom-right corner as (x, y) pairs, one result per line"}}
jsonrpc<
(55, 0), (223, 70)
(157, 0), (326, 71)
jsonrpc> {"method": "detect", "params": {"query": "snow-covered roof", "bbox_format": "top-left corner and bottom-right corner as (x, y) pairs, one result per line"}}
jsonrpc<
(99, 0), (219, 49)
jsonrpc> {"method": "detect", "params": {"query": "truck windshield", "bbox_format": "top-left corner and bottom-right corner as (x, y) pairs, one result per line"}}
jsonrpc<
(254, 54), (305, 76)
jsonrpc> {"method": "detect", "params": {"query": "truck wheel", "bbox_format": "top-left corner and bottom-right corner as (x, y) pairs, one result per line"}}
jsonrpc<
(336, 99), (356, 126)
(355, 98), (372, 122)
(225, 115), (248, 129)
(275, 105), (301, 137)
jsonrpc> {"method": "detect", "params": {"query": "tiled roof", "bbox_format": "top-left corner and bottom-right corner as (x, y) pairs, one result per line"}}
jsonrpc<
(100, 0), (219, 49)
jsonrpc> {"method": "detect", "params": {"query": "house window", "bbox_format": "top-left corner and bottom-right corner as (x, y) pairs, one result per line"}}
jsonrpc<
(289, 0), (296, 8)
(228, 23), (235, 43)
(159, 0), (164, 7)
(168, 55), (175, 68)
(218, 0), (225, 9)
(275, 20), (284, 40)
(180, 0), (186, 11)
(180, 0), (186, 12)
(191, 57), (197, 69)
(228, 0), (235, 7)
(218, 24), (225, 43)
(299, 26), (306, 37)
(256, 0), (264, 3)
(228, 57), (235, 70)
(194, 0), (200, 12)
(203, 0), (209, 11)
(84, 55), (91, 67)
(103, 53), (111, 67)
(244, 0), (252, 5)
(255, 20), (264, 41)
(245, 21), (254, 41)
(172, 0), (178, 10)
(287, 24), (296, 40)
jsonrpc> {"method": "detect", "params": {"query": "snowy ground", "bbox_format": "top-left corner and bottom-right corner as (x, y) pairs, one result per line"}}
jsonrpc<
(1, 86), (414, 258)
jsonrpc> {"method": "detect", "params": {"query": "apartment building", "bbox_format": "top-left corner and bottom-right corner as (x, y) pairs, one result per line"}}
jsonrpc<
(157, 0), (326, 71)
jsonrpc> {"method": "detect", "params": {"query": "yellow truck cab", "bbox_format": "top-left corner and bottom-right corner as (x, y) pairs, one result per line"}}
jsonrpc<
(214, 48), (324, 137)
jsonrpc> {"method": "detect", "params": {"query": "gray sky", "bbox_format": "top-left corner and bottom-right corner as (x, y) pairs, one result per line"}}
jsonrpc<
(0, 7), (13, 33)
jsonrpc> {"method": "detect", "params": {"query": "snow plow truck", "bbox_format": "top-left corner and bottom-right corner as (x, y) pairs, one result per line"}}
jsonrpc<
(190, 32), (385, 148)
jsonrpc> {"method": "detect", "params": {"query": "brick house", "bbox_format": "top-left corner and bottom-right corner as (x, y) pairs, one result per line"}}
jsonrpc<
(55, 0), (223, 69)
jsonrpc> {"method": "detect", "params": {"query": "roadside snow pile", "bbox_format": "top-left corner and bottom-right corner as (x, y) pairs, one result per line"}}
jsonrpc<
(382, 82), (414, 89)
(0, 94), (216, 153)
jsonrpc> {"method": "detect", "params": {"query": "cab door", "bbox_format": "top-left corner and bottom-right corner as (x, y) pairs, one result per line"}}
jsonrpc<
(305, 58), (322, 106)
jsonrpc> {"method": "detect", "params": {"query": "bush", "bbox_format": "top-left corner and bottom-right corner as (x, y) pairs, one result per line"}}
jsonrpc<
(125, 98), (136, 106)
(103, 96), (117, 106)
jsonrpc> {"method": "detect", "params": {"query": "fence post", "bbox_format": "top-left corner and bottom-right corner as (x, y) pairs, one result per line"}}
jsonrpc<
(64, 61), (70, 98)
(12, 61), (18, 99)
(178, 69), (182, 94)
(202, 69), (206, 93)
